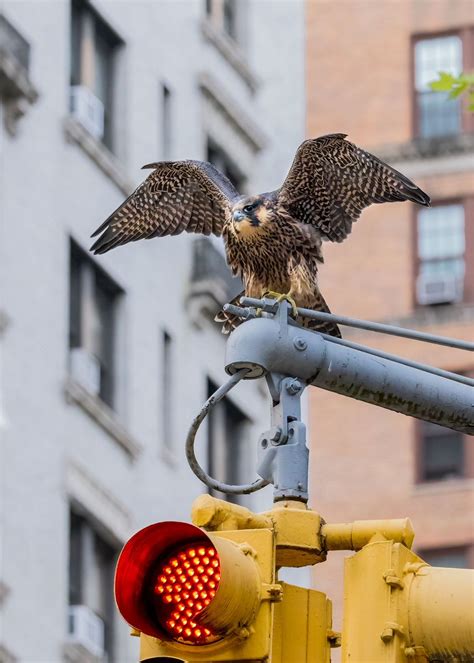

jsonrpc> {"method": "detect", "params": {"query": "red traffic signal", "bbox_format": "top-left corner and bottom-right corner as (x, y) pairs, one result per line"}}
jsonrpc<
(115, 520), (262, 649)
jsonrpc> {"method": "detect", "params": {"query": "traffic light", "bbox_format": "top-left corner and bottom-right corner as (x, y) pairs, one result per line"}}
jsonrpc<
(115, 518), (278, 661)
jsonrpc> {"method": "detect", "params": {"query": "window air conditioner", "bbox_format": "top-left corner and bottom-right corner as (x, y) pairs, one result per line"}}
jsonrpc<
(70, 85), (105, 141)
(70, 347), (101, 396)
(68, 604), (105, 658)
(416, 272), (463, 306)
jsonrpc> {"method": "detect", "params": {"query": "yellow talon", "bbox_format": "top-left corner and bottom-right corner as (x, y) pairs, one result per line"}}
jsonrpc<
(262, 291), (299, 318)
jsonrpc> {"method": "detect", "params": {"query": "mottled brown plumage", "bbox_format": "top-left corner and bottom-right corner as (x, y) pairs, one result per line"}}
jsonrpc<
(91, 134), (430, 337)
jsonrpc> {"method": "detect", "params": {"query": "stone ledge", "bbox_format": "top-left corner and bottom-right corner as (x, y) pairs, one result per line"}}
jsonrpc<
(413, 477), (474, 496)
(201, 18), (259, 94)
(199, 71), (267, 152)
(63, 116), (134, 196)
(63, 642), (102, 663)
(64, 378), (141, 459)
(375, 132), (474, 164)
(0, 644), (17, 663)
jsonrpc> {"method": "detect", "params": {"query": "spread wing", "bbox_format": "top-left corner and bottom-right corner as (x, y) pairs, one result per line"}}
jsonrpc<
(277, 134), (430, 243)
(90, 160), (239, 254)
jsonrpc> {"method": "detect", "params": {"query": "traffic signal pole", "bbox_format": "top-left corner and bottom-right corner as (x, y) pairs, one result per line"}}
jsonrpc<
(115, 298), (474, 662)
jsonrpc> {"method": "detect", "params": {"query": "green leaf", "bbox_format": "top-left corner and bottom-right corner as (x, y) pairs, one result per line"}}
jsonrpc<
(448, 81), (469, 99)
(429, 71), (457, 91)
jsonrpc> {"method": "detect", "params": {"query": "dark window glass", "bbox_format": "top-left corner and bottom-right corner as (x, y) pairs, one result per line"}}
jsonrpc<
(418, 546), (470, 569)
(414, 35), (462, 138)
(416, 204), (465, 306)
(206, 139), (246, 192)
(161, 83), (172, 160)
(207, 379), (250, 504)
(419, 421), (464, 482)
(223, 0), (238, 41)
(161, 330), (173, 454)
(69, 241), (123, 408)
(68, 509), (118, 658)
(70, 0), (121, 150)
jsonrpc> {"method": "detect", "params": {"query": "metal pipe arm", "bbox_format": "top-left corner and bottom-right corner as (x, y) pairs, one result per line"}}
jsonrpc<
(225, 317), (474, 435)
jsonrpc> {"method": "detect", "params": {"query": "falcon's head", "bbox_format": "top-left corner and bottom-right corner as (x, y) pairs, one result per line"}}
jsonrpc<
(231, 195), (275, 238)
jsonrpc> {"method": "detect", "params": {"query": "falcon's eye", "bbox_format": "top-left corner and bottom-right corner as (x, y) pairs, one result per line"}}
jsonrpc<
(243, 204), (257, 214)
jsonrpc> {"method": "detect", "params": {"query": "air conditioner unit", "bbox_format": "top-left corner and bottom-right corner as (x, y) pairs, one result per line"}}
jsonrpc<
(416, 272), (463, 305)
(70, 85), (105, 141)
(70, 347), (101, 396)
(68, 605), (105, 658)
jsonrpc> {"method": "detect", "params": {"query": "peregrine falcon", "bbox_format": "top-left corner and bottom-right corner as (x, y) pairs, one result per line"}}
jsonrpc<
(91, 133), (430, 337)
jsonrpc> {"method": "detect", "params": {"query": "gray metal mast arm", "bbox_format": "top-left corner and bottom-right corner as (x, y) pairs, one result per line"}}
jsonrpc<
(225, 308), (474, 435)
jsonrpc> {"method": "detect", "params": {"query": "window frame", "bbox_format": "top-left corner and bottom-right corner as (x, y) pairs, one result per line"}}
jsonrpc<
(411, 27), (474, 139)
(417, 544), (474, 569)
(69, 0), (123, 151)
(206, 137), (246, 192)
(414, 382), (474, 485)
(69, 239), (124, 410)
(412, 197), (474, 307)
(68, 506), (120, 660)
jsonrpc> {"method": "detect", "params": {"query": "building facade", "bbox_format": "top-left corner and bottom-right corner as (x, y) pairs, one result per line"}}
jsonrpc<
(0, 1), (305, 660)
(306, 0), (474, 641)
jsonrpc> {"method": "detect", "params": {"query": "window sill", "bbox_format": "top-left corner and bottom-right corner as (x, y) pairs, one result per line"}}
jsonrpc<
(375, 132), (474, 164)
(413, 477), (474, 496)
(0, 644), (17, 663)
(201, 18), (259, 94)
(63, 642), (102, 663)
(63, 116), (134, 196)
(64, 378), (141, 459)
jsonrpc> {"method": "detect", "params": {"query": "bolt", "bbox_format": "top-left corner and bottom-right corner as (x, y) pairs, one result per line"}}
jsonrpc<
(261, 438), (268, 448)
(297, 482), (303, 490)
(294, 337), (307, 351)
(380, 627), (394, 642)
(270, 428), (282, 443)
(286, 379), (302, 395)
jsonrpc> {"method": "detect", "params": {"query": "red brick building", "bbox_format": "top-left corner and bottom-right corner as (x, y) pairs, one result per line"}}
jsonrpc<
(306, 0), (474, 634)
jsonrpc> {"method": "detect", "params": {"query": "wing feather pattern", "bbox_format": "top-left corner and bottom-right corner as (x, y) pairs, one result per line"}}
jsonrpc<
(90, 160), (239, 254)
(277, 134), (430, 242)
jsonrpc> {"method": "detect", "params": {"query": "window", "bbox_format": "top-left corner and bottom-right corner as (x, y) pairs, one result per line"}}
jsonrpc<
(160, 330), (174, 456)
(205, 0), (240, 43)
(207, 379), (251, 504)
(207, 138), (246, 192)
(416, 204), (465, 306)
(69, 241), (123, 408)
(161, 83), (172, 160)
(68, 510), (118, 659)
(416, 417), (474, 483)
(418, 545), (473, 569)
(414, 35), (463, 138)
(70, 0), (122, 149)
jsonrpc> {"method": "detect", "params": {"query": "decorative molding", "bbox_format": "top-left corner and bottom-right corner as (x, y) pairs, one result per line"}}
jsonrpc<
(0, 46), (39, 136)
(201, 18), (259, 94)
(413, 477), (474, 497)
(62, 642), (101, 663)
(0, 644), (17, 663)
(374, 132), (474, 166)
(66, 461), (131, 544)
(64, 378), (142, 459)
(63, 116), (134, 196)
(199, 72), (267, 152)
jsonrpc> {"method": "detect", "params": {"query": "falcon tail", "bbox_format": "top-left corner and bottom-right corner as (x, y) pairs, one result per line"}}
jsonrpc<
(215, 291), (342, 338)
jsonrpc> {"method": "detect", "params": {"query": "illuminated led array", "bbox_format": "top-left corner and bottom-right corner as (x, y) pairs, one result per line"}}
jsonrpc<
(153, 543), (221, 644)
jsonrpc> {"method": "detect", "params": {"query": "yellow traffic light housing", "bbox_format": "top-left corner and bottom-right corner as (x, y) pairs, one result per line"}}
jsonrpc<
(115, 519), (279, 661)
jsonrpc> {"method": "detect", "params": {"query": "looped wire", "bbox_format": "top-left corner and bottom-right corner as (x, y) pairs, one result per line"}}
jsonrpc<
(185, 368), (269, 495)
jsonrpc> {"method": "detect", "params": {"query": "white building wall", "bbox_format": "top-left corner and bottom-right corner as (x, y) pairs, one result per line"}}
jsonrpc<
(0, 1), (305, 660)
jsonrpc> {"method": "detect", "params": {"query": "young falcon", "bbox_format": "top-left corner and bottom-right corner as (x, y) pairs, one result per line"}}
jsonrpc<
(91, 133), (430, 337)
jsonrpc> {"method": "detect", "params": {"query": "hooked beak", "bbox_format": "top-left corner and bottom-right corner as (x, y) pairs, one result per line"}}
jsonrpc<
(233, 210), (246, 223)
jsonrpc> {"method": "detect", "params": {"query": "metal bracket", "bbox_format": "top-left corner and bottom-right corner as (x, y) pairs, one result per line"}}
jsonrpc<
(258, 376), (309, 503)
